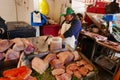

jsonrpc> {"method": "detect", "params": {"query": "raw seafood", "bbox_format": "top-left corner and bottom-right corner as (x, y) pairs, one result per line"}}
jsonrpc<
(0, 77), (24, 80)
(0, 52), (5, 61)
(44, 53), (57, 63)
(57, 51), (74, 64)
(22, 38), (35, 54)
(12, 38), (25, 52)
(84, 64), (94, 71)
(78, 67), (88, 76)
(0, 40), (14, 52)
(73, 70), (82, 79)
(72, 51), (81, 61)
(3, 66), (32, 79)
(61, 73), (72, 80)
(52, 68), (65, 75)
(66, 63), (78, 71)
(50, 59), (64, 69)
(76, 59), (87, 66)
(55, 73), (72, 80)
(4, 49), (20, 61)
(0, 78), (11, 80)
(31, 57), (49, 74)
(25, 76), (37, 80)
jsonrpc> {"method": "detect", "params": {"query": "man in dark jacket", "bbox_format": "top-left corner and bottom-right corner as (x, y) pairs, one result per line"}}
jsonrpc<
(59, 7), (83, 48)
(0, 17), (7, 39)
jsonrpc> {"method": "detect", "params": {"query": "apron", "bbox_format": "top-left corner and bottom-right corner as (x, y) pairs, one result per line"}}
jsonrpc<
(60, 22), (71, 34)
(60, 22), (76, 49)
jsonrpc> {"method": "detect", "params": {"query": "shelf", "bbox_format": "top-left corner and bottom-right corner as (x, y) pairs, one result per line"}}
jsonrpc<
(94, 62), (114, 75)
(95, 55), (116, 70)
(92, 55), (118, 75)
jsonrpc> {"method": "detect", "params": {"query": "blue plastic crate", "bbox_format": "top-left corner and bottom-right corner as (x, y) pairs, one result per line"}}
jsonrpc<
(103, 14), (116, 22)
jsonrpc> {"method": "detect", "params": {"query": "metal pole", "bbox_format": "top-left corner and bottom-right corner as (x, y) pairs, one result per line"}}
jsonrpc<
(15, 0), (18, 22)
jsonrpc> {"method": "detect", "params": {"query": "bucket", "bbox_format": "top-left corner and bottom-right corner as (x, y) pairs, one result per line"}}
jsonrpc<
(50, 37), (62, 51)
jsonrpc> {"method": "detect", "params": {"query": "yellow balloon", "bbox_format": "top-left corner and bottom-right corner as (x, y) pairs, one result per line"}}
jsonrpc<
(38, 0), (49, 15)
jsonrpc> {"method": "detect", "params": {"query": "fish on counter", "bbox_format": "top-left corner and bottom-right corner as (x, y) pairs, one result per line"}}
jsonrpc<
(25, 76), (37, 80)
(44, 53), (57, 63)
(71, 51), (81, 61)
(65, 59), (94, 79)
(78, 66), (88, 76)
(21, 38), (35, 55)
(17, 52), (30, 68)
(0, 76), (37, 80)
(0, 66), (36, 80)
(12, 38), (35, 54)
(31, 57), (49, 74)
(0, 37), (36, 62)
(0, 36), (96, 80)
(29, 36), (51, 53)
(55, 73), (72, 80)
(3, 66), (32, 79)
(0, 77), (24, 80)
(12, 38), (25, 52)
(57, 51), (74, 64)
(52, 68), (65, 76)
(73, 70), (82, 79)
(0, 52), (5, 61)
(0, 40), (14, 52)
(50, 58), (64, 69)
(4, 49), (20, 61)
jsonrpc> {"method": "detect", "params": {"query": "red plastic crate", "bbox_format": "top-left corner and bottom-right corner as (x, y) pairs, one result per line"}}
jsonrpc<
(87, 6), (97, 13)
(96, 7), (105, 14)
(95, 2), (107, 8)
(40, 24), (60, 36)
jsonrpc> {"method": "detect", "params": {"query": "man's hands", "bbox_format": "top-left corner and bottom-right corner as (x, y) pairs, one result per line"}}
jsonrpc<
(58, 29), (64, 38)
(59, 34), (64, 39)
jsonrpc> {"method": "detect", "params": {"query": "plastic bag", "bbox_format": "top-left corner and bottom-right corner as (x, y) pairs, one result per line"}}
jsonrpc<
(38, 0), (49, 15)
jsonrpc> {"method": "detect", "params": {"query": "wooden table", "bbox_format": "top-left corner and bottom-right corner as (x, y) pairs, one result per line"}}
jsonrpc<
(79, 31), (120, 77)
(97, 41), (120, 53)
(80, 31), (120, 53)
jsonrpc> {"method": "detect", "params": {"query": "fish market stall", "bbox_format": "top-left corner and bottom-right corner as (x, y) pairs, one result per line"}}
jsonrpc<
(0, 36), (97, 80)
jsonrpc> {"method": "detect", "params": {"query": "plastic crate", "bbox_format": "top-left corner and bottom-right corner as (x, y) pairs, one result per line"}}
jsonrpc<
(87, 7), (97, 13)
(95, 2), (107, 8)
(96, 8), (105, 14)
(40, 24), (60, 36)
(103, 14), (117, 22)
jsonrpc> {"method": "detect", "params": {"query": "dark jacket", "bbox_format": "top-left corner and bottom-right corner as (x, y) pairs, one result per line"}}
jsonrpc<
(62, 19), (82, 40)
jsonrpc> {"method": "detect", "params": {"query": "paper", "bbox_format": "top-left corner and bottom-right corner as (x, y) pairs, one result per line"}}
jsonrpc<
(33, 13), (41, 23)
